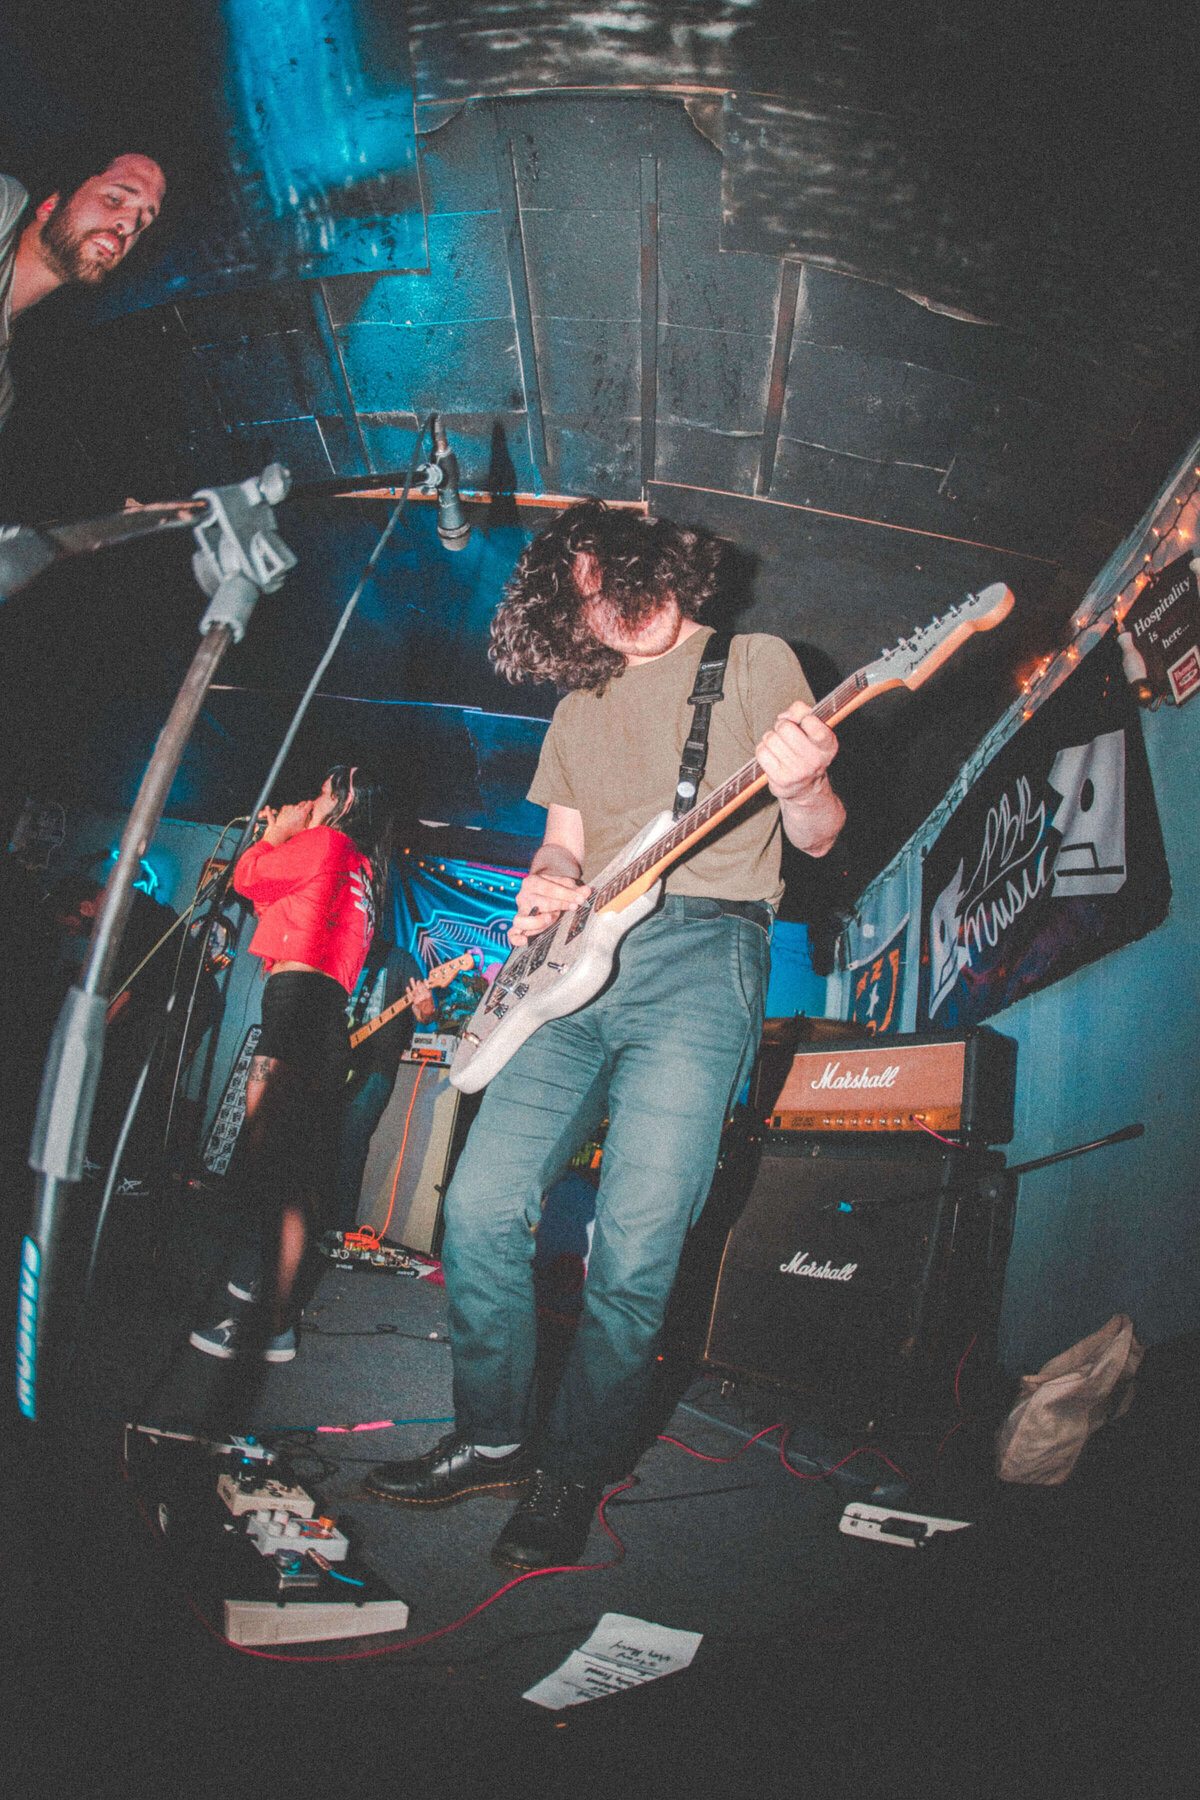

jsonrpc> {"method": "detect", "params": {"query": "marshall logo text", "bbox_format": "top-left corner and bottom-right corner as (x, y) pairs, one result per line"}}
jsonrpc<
(809, 1060), (900, 1092)
(779, 1251), (859, 1281)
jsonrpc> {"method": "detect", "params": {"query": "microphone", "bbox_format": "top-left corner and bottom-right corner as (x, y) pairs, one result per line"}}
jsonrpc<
(429, 416), (472, 552)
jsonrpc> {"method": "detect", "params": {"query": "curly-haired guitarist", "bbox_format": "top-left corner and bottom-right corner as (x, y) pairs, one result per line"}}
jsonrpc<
(367, 502), (844, 1567)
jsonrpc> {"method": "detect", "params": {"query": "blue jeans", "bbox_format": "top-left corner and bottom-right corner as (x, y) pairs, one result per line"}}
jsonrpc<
(440, 895), (770, 1486)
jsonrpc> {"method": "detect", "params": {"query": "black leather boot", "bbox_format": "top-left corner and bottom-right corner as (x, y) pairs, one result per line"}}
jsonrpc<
(491, 1470), (602, 1569)
(365, 1433), (535, 1506)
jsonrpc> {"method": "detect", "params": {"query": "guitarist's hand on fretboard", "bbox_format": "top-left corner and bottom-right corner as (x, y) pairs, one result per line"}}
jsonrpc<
(757, 700), (845, 859)
(407, 977), (436, 1024)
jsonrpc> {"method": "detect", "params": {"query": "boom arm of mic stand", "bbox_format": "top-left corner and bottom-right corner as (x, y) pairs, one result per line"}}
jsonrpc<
(1006, 1122), (1145, 1179)
(0, 500), (210, 601)
(17, 465), (295, 1423)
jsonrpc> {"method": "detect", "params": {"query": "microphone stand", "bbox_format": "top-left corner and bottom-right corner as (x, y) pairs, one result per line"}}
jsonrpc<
(17, 464), (296, 1423)
(1005, 1121), (1144, 1178)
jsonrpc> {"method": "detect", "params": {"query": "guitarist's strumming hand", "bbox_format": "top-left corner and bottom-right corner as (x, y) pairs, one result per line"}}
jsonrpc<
(756, 701), (846, 859)
(509, 828), (592, 948)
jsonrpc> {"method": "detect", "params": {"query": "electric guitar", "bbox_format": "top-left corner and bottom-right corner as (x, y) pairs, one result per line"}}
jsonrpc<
(450, 583), (1014, 1094)
(349, 952), (475, 1050)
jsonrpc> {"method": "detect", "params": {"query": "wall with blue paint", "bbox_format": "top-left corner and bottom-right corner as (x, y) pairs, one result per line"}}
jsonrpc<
(996, 693), (1199, 1371)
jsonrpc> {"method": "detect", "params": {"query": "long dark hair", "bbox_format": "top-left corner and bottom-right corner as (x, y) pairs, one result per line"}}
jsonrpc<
(489, 501), (725, 693)
(324, 764), (392, 913)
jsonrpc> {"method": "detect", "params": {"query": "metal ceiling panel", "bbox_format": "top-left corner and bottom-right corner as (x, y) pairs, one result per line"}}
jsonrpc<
(533, 319), (641, 437)
(657, 322), (770, 441)
(719, 80), (1200, 367)
(653, 426), (761, 499)
(416, 100), (507, 213)
(336, 317), (523, 418)
(766, 438), (955, 541)
(545, 422), (640, 499)
(780, 342), (985, 472)
(227, 417), (336, 484)
(657, 213), (778, 338)
(185, 313), (341, 432)
(521, 209), (641, 321)
(344, 214), (515, 329)
(407, 0), (784, 104)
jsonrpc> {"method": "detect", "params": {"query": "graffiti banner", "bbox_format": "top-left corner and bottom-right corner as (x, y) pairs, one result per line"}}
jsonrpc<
(392, 855), (523, 977)
(918, 638), (1170, 1030)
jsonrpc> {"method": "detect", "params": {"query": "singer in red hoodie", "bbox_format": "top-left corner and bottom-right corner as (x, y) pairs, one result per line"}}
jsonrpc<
(190, 764), (391, 1363)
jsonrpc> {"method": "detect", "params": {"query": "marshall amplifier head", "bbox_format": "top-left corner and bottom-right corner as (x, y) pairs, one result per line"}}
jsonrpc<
(752, 1027), (1017, 1145)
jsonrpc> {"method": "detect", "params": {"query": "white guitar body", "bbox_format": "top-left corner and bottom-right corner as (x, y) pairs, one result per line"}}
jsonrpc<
(449, 812), (673, 1093)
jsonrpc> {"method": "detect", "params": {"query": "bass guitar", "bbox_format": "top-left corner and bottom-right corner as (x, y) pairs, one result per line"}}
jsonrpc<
(349, 952), (475, 1050)
(450, 583), (1014, 1094)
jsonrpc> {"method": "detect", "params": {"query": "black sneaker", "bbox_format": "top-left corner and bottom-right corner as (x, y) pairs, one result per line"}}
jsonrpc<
(365, 1434), (535, 1507)
(490, 1470), (602, 1570)
(188, 1316), (297, 1362)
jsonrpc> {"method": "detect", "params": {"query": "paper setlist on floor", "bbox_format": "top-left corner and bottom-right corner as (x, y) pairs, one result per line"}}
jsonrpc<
(523, 1612), (702, 1709)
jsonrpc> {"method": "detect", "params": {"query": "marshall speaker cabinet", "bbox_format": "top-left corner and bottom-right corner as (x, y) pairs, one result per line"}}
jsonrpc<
(704, 1029), (1017, 1430)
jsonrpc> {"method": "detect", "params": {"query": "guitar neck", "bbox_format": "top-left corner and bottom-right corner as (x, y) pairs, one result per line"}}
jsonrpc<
(349, 990), (413, 1048)
(596, 669), (869, 915)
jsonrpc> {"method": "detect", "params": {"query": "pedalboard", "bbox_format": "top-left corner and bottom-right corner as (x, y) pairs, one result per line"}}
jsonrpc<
(318, 1228), (421, 1274)
(125, 1425), (409, 1645)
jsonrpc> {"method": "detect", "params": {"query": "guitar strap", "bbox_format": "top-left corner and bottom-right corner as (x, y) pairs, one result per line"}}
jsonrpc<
(672, 629), (733, 820)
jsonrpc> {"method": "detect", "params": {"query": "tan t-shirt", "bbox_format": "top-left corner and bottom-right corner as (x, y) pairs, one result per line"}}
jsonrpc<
(527, 627), (814, 908)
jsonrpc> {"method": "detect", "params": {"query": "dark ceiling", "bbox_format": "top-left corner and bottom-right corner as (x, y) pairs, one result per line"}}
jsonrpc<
(1, 1), (1197, 916)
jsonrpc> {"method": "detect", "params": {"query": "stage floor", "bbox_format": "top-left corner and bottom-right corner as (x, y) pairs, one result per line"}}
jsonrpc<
(10, 1177), (1199, 1796)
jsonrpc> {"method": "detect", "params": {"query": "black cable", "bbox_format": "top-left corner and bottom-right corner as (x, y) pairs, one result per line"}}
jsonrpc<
(301, 1321), (451, 1344)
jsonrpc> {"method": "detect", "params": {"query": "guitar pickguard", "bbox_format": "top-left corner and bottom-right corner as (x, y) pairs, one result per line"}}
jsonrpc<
(450, 812), (674, 1092)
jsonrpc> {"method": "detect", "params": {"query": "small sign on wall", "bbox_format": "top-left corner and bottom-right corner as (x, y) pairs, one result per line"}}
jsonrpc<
(1120, 552), (1200, 705)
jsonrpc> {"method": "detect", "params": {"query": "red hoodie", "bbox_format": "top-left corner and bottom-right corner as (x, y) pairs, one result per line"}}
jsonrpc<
(234, 826), (374, 993)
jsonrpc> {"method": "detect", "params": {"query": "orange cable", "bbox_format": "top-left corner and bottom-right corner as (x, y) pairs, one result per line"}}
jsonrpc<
(378, 1063), (426, 1243)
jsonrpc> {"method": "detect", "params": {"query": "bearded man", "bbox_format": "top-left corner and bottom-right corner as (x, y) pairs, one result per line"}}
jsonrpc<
(1, 149), (165, 435)
(367, 501), (845, 1569)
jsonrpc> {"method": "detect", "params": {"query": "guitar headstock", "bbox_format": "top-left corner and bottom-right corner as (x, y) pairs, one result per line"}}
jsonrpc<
(428, 952), (476, 988)
(862, 582), (1014, 694)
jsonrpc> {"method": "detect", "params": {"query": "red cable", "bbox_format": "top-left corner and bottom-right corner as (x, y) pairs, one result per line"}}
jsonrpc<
(655, 1421), (786, 1464)
(658, 1421), (908, 1485)
(930, 1416), (974, 1476)
(778, 1429), (908, 1484)
(911, 1116), (960, 1146)
(953, 1334), (978, 1412)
